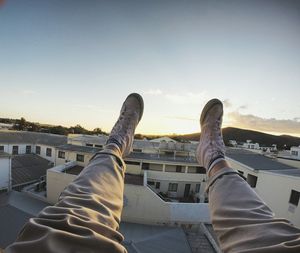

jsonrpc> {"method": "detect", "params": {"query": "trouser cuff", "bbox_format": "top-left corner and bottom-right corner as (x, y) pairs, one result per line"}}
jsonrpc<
(90, 147), (125, 169)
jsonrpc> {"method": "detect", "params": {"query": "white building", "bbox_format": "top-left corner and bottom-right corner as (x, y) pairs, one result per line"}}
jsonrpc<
(227, 148), (300, 228)
(0, 123), (13, 130)
(0, 152), (11, 191)
(0, 131), (67, 164)
(291, 146), (300, 159)
(2, 130), (299, 230)
(242, 140), (260, 150)
(46, 162), (210, 227)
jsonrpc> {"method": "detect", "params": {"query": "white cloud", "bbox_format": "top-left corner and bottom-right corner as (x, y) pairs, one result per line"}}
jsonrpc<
(143, 89), (163, 95)
(143, 88), (209, 105)
(227, 111), (300, 135)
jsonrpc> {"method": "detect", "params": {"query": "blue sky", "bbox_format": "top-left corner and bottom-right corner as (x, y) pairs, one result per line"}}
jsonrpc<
(1, 0), (300, 136)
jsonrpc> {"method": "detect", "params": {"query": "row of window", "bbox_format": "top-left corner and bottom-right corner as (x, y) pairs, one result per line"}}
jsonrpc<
(148, 181), (201, 193)
(0, 145), (86, 162)
(140, 163), (206, 174)
(86, 143), (103, 148)
(0, 145), (41, 155)
(291, 151), (299, 156)
(58, 151), (84, 162)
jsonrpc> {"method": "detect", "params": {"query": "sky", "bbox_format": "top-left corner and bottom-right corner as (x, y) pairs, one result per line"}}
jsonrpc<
(1, 0), (300, 136)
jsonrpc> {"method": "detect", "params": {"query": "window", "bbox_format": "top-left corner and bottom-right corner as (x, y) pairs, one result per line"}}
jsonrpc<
(26, 145), (31, 154)
(125, 161), (140, 166)
(46, 148), (52, 157)
(196, 167), (206, 174)
(292, 151), (299, 156)
(36, 146), (41, 155)
(195, 183), (201, 193)
(176, 165), (183, 173)
(147, 181), (155, 186)
(86, 143), (93, 147)
(237, 170), (244, 175)
(12, 146), (18, 155)
(289, 190), (300, 206)
(0, 146), (4, 152)
(155, 182), (160, 189)
(168, 183), (178, 192)
(133, 148), (142, 152)
(95, 145), (103, 148)
(76, 154), (84, 162)
(247, 174), (257, 188)
(142, 163), (149, 170)
(58, 151), (65, 159)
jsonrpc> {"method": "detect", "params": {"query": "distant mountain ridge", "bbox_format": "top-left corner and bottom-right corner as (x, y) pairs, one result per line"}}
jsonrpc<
(175, 127), (300, 149)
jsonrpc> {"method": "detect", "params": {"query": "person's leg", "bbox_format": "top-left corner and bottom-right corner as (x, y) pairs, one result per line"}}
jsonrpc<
(5, 93), (144, 253)
(197, 99), (300, 253)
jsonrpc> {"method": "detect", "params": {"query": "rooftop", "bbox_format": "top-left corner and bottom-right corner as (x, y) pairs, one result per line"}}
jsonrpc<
(120, 222), (193, 253)
(226, 148), (300, 177)
(64, 165), (84, 175)
(0, 191), (216, 253)
(57, 143), (101, 153)
(12, 154), (53, 187)
(0, 131), (67, 146)
(0, 191), (49, 248)
(57, 143), (199, 164)
(127, 152), (198, 165)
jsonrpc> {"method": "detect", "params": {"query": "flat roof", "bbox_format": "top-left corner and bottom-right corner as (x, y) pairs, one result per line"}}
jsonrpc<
(57, 143), (101, 153)
(0, 191), (216, 253)
(12, 154), (53, 186)
(64, 165), (84, 175)
(0, 131), (67, 146)
(226, 148), (300, 178)
(57, 144), (199, 165)
(127, 152), (199, 165)
(0, 191), (49, 248)
(120, 222), (192, 253)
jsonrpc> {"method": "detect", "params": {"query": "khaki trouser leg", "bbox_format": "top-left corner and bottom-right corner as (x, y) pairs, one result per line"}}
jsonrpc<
(208, 167), (300, 253)
(6, 150), (127, 253)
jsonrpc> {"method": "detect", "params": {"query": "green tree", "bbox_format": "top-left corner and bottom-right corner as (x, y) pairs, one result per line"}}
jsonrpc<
(93, 127), (104, 135)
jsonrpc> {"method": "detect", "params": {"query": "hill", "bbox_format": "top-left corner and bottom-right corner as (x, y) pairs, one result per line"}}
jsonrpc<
(175, 127), (300, 149)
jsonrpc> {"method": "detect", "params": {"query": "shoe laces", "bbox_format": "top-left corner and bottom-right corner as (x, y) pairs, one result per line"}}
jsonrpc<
(111, 107), (138, 138)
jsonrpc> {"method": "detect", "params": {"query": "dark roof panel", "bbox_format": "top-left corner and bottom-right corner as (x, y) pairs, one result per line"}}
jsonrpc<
(0, 131), (67, 146)
(12, 155), (53, 186)
(226, 148), (300, 177)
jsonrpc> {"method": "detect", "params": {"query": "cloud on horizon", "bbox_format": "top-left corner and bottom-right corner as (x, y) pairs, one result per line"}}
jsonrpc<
(143, 89), (208, 105)
(227, 111), (300, 135)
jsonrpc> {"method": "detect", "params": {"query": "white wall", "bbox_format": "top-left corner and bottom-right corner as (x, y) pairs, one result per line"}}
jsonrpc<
(228, 158), (300, 228)
(256, 172), (300, 228)
(0, 143), (32, 155)
(54, 150), (93, 167)
(47, 168), (76, 204)
(0, 156), (11, 190)
(47, 168), (210, 226)
(36, 144), (56, 163)
(277, 158), (300, 169)
(122, 184), (210, 225)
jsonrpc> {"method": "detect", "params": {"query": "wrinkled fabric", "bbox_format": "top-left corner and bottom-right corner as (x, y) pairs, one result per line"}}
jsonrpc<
(208, 167), (300, 253)
(6, 150), (126, 253)
(5, 152), (300, 253)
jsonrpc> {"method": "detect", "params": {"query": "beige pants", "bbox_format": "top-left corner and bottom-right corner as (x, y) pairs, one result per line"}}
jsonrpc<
(5, 151), (300, 253)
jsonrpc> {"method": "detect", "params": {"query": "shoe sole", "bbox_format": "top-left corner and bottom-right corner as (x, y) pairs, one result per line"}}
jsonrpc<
(200, 98), (223, 125)
(127, 93), (144, 122)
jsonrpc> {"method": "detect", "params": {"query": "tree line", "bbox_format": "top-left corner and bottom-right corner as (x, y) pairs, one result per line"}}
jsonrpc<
(0, 117), (107, 136)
